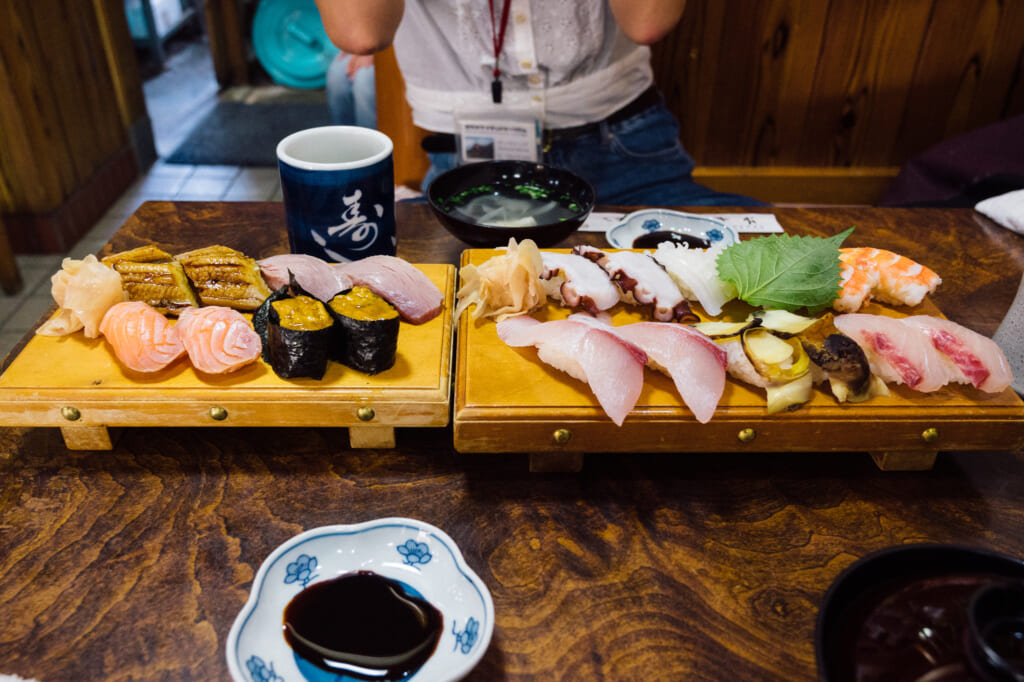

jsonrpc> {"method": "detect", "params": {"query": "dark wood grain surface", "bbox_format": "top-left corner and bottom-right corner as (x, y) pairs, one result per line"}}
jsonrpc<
(1, 201), (1023, 681)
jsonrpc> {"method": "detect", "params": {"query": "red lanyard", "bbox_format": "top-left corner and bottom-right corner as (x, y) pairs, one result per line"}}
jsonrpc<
(488, 0), (512, 103)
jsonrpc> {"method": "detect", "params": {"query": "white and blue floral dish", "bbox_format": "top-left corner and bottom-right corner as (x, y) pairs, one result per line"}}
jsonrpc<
(606, 208), (737, 250)
(226, 518), (494, 682)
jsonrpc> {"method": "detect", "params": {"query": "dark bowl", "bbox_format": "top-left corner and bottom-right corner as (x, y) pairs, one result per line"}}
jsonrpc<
(815, 543), (1024, 682)
(427, 160), (595, 248)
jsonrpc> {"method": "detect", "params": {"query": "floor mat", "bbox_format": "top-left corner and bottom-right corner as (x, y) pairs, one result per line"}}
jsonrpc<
(164, 101), (331, 166)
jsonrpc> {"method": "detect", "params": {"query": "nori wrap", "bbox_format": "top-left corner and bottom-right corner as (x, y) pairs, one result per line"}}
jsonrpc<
(327, 286), (400, 374)
(266, 295), (335, 379)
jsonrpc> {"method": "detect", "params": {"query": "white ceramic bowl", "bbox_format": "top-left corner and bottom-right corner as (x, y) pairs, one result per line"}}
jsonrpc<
(606, 208), (737, 250)
(226, 518), (494, 682)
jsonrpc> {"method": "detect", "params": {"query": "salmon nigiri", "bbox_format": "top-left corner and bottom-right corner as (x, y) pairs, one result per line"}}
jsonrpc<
(176, 306), (262, 374)
(99, 301), (186, 372)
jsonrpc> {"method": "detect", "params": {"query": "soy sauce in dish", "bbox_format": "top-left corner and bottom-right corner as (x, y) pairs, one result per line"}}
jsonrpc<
(632, 230), (711, 249)
(283, 570), (443, 680)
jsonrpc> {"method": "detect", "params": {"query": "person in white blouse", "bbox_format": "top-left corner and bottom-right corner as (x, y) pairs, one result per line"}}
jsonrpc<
(314, 0), (765, 206)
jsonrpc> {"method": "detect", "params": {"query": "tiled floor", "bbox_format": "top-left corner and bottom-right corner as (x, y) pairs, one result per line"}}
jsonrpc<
(0, 36), (296, 363)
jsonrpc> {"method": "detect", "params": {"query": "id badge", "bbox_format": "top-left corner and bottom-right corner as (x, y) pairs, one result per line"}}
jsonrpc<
(453, 102), (543, 164)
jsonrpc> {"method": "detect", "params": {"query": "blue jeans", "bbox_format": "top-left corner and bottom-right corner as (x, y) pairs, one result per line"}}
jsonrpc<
(326, 55), (377, 129)
(422, 98), (767, 206)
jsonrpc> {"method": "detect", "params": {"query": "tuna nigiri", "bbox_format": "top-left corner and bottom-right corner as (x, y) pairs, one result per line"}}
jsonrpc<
(833, 313), (953, 392)
(902, 315), (1013, 393)
(496, 315), (647, 426)
(176, 305), (262, 374)
(99, 301), (186, 372)
(335, 255), (443, 324)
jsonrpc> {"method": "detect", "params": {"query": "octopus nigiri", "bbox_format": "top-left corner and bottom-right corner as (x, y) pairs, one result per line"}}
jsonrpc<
(833, 248), (941, 312)
(539, 251), (620, 314)
(176, 306), (262, 374)
(99, 301), (186, 373)
(573, 245), (694, 322)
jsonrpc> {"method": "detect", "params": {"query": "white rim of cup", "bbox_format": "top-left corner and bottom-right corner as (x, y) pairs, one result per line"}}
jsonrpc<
(276, 125), (393, 171)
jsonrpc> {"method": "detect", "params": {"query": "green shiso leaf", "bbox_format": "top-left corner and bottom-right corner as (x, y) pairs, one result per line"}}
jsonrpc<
(715, 226), (855, 314)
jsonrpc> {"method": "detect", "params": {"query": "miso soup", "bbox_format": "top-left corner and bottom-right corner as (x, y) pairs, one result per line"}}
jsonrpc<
(442, 183), (582, 228)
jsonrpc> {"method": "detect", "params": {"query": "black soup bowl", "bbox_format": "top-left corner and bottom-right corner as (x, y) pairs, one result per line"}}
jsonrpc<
(427, 160), (595, 248)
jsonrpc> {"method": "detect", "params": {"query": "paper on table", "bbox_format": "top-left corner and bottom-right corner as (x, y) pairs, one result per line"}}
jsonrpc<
(975, 188), (1024, 234)
(579, 211), (785, 234)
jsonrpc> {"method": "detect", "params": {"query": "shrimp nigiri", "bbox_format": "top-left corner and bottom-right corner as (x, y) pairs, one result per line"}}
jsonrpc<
(833, 248), (941, 312)
(99, 301), (186, 372)
(176, 306), (262, 374)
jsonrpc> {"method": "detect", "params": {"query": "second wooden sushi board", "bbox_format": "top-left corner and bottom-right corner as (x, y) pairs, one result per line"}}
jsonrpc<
(0, 264), (456, 451)
(452, 249), (1024, 471)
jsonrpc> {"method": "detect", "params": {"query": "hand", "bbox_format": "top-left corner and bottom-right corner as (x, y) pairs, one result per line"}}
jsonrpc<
(346, 53), (375, 80)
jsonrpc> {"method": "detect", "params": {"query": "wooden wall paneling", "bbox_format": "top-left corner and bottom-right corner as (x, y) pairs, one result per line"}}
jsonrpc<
(0, 2), (71, 212)
(794, 1), (931, 167)
(965, 1), (1024, 125)
(32, 0), (106, 182)
(894, 0), (1021, 161)
(93, 0), (149, 129)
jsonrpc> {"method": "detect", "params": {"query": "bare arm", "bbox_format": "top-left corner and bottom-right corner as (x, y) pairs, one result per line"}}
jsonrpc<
(608, 0), (687, 45)
(314, 0), (405, 54)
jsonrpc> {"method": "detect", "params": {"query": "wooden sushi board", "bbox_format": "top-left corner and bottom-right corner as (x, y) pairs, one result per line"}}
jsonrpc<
(0, 264), (456, 451)
(452, 249), (1024, 471)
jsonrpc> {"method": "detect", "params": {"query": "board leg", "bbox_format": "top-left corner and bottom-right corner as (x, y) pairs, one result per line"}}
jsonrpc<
(529, 451), (584, 473)
(60, 426), (118, 450)
(349, 426), (396, 449)
(870, 450), (938, 471)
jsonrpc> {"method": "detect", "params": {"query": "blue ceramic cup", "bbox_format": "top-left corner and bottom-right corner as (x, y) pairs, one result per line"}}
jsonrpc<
(276, 126), (395, 262)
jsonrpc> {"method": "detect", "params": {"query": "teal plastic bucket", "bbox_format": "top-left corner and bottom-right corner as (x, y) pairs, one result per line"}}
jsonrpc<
(252, 0), (339, 89)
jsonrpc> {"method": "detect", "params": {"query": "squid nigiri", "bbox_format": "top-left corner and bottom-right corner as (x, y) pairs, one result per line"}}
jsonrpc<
(99, 301), (186, 372)
(176, 305), (262, 374)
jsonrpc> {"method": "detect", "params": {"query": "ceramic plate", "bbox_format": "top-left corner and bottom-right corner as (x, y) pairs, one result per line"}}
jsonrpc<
(226, 518), (494, 682)
(606, 208), (737, 250)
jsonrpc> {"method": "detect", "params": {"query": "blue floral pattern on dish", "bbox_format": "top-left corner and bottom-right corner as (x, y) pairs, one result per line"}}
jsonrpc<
(284, 554), (318, 588)
(706, 228), (724, 243)
(641, 218), (661, 232)
(246, 655), (285, 682)
(397, 539), (433, 566)
(452, 617), (480, 654)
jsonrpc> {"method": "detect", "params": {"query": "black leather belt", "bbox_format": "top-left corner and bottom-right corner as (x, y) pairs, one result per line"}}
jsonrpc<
(420, 85), (661, 154)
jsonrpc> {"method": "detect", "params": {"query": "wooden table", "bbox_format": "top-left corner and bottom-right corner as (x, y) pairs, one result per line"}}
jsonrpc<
(1, 201), (1023, 681)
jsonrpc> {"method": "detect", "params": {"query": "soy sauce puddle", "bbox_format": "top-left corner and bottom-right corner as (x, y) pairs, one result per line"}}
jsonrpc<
(632, 231), (711, 249)
(283, 570), (443, 680)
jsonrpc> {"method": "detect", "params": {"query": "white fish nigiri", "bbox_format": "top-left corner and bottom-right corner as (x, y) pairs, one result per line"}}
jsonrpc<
(540, 251), (620, 314)
(496, 315), (647, 426)
(572, 316), (727, 423)
(902, 315), (1013, 393)
(833, 313), (953, 392)
(258, 254), (352, 302)
(651, 242), (737, 317)
(573, 246), (690, 322)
